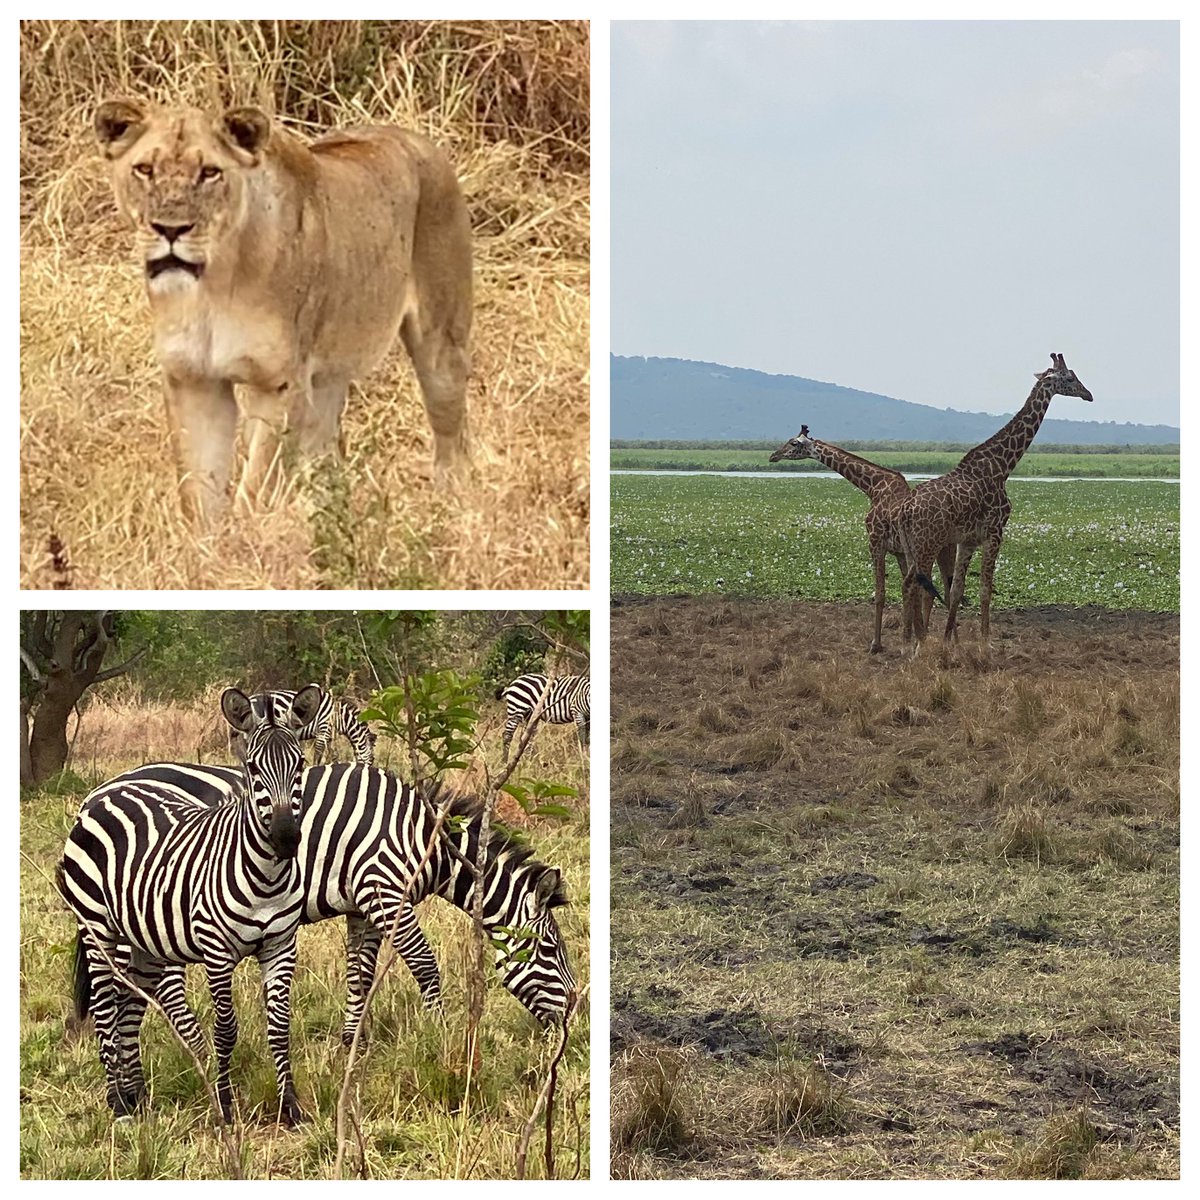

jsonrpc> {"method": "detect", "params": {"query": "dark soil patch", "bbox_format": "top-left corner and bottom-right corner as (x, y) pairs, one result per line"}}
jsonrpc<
(811, 871), (879, 893)
(960, 1033), (1179, 1134)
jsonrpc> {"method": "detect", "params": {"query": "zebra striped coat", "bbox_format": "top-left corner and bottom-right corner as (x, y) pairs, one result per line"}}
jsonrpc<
(229, 687), (376, 766)
(58, 686), (321, 1124)
(497, 673), (590, 760)
(108, 762), (577, 1050)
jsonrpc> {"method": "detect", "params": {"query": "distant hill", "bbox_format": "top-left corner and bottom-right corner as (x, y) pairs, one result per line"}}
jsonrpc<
(610, 355), (1179, 445)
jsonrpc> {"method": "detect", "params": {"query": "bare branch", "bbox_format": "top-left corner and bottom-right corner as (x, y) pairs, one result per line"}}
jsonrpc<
(92, 645), (149, 684)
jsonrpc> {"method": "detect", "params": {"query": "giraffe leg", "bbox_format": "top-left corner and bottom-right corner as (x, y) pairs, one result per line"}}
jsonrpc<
(932, 545), (958, 641)
(870, 544), (887, 654)
(977, 535), (1003, 652)
(943, 545), (974, 645)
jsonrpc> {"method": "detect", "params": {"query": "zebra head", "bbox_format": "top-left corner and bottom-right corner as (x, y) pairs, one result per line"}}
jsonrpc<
(490, 865), (577, 1026)
(220, 685), (322, 860)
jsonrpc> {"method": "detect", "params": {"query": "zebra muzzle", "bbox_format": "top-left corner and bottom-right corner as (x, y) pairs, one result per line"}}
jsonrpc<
(268, 809), (301, 859)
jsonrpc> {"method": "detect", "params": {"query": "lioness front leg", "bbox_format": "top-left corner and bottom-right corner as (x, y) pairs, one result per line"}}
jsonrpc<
(237, 383), (295, 512)
(295, 376), (349, 461)
(163, 377), (238, 527)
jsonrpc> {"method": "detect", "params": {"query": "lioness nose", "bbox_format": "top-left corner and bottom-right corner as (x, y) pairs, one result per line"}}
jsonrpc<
(151, 222), (194, 243)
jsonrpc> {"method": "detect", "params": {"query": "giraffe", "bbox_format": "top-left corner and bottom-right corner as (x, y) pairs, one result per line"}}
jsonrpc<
(897, 352), (1094, 654)
(769, 426), (959, 653)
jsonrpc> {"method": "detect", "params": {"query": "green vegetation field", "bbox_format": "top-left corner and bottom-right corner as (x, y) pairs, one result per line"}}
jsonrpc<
(611, 447), (1179, 478)
(21, 718), (589, 1180)
(611, 475), (1179, 612)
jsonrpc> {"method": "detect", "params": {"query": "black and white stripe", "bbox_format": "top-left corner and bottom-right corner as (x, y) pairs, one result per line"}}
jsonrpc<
(57, 686), (321, 1125)
(229, 687), (376, 766)
(108, 763), (577, 1051)
(497, 673), (590, 760)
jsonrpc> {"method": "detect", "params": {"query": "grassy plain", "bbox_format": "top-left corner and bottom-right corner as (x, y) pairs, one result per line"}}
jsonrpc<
(611, 447), (1179, 478)
(20, 699), (590, 1179)
(20, 21), (589, 589)
(611, 475), (1179, 613)
(611, 597), (1178, 1179)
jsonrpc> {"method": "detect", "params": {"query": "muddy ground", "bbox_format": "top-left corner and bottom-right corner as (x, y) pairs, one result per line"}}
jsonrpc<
(610, 598), (1178, 1179)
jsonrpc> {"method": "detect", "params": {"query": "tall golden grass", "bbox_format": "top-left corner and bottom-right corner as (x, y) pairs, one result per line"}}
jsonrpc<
(19, 20), (590, 589)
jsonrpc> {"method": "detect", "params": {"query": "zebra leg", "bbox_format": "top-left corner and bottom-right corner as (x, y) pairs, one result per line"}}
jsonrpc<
(257, 940), (304, 1126)
(392, 904), (443, 1012)
(205, 959), (239, 1124)
(343, 913), (381, 1047)
(79, 933), (136, 1119)
(501, 719), (518, 763)
(342, 906), (443, 1046)
(575, 711), (590, 749)
(155, 966), (207, 1057)
(116, 956), (167, 1111)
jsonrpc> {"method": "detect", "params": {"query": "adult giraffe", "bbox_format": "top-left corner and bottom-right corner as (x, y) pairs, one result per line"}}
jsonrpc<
(769, 427), (958, 653)
(898, 352), (1094, 654)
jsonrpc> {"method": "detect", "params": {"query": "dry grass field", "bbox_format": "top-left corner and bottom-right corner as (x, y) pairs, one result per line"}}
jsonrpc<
(20, 20), (589, 589)
(611, 597), (1178, 1179)
(20, 696), (590, 1179)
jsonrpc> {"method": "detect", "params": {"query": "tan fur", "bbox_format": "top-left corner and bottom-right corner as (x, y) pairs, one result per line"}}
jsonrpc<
(95, 99), (472, 526)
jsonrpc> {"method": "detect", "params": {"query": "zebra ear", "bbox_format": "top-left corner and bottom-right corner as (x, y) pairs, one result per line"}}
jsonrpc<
(534, 868), (567, 911)
(290, 684), (324, 727)
(220, 687), (255, 732)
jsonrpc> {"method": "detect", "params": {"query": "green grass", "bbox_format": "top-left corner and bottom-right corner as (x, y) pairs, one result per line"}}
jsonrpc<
(611, 475), (1179, 611)
(611, 446), (1180, 478)
(20, 728), (590, 1179)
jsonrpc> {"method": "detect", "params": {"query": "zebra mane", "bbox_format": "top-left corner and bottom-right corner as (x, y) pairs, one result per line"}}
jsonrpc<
(434, 787), (568, 908)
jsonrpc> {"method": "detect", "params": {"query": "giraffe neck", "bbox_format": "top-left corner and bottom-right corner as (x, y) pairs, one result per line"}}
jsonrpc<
(955, 382), (1055, 480)
(810, 440), (906, 501)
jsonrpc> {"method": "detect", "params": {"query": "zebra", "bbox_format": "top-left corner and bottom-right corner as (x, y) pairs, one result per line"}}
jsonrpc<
(58, 685), (321, 1125)
(227, 687), (376, 766)
(497, 673), (590, 761)
(104, 762), (577, 1052)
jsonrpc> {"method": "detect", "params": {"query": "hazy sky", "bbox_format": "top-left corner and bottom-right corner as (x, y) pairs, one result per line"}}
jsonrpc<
(612, 21), (1179, 426)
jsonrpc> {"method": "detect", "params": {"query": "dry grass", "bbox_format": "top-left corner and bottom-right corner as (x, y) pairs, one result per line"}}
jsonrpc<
(19, 20), (589, 589)
(611, 597), (1179, 1179)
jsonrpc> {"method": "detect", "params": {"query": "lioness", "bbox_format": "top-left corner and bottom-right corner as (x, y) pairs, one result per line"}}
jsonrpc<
(95, 99), (472, 526)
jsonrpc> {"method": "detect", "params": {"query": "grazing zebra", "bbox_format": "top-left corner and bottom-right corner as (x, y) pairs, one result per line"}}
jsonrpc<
(58, 686), (321, 1125)
(228, 687), (376, 765)
(497, 673), (590, 761)
(106, 762), (577, 1051)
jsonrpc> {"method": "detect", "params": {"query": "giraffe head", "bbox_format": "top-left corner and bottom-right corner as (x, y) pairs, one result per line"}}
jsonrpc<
(769, 423), (816, 462)
(1036, 353), (1093, 403)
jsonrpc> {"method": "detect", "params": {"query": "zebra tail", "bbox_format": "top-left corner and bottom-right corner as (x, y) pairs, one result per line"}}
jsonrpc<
(915, 572), (946, 607)
(73, 929), (91, 1020)
(494, 684), (507, 701)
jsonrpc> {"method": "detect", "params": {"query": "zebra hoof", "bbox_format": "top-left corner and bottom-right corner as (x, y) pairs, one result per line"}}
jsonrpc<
(280, 1098), (306, 1128)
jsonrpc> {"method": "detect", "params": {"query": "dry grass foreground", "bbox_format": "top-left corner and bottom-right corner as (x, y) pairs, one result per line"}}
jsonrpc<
(20, 21), (589, 589)
(21, 695), (590, 1179)
(610, 596), (1178, 1179)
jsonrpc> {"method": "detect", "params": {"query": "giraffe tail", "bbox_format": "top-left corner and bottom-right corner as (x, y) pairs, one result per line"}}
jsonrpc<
(915, 572), (947, 607)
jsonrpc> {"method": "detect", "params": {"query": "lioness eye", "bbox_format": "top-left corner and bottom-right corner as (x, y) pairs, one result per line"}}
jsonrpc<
(133, 163), (153, 179)
(199, 165), (222, 182)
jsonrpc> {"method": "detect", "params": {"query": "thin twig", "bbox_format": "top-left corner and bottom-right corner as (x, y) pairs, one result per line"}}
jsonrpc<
(332, 787), (456, 1179)
(515, 1004), (573, 1179)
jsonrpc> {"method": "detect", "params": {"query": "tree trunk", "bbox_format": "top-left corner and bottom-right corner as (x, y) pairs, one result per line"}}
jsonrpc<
(29, 683), (84, 783)
(20, 611), (145, 787)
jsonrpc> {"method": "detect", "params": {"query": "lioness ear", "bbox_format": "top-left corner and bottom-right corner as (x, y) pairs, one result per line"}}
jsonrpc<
(221, 107), (271, 160)
(95, 99), (147, 158)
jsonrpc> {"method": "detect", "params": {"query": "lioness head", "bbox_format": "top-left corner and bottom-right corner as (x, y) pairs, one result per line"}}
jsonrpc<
(95, 99), (272, 291)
